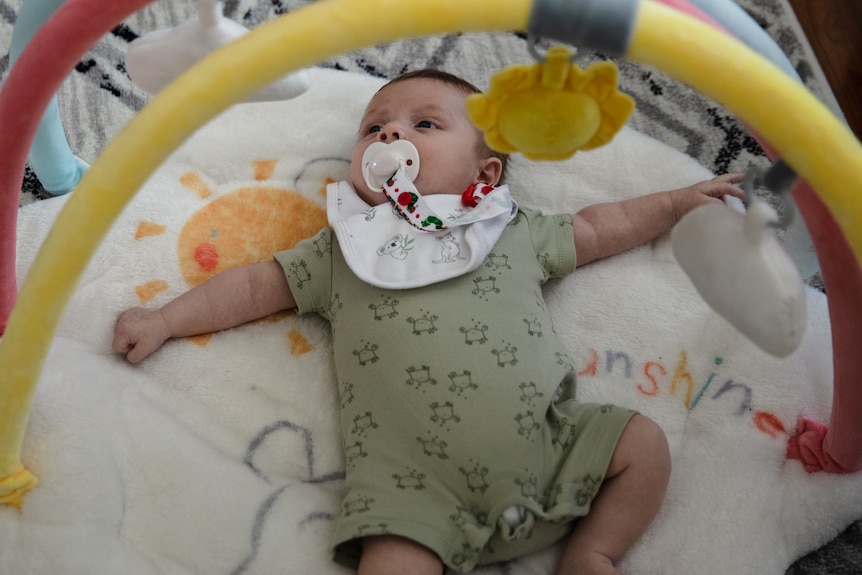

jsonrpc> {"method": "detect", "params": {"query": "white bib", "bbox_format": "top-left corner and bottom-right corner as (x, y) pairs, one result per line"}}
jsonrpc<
(328, 171), (517, 289)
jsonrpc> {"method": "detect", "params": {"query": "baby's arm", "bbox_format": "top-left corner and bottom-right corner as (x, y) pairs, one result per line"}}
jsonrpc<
(572, 172), (744, 267)
(113, 259), (295, 364)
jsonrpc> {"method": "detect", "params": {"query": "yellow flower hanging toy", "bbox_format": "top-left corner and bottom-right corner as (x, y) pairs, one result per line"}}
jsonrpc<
(467, 46), (635, 161)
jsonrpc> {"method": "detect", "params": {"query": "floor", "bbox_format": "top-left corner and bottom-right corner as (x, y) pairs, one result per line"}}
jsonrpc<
(789, 0), (862, 138)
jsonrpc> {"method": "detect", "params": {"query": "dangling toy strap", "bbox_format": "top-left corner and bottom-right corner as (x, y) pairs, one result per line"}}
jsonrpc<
(381, 170), (449, 232)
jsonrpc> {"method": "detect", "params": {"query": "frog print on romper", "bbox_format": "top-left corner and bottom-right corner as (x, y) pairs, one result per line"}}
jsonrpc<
(405, 365), (437, 390)
(448, 370), (479, 396)
(450, 543), (486, 571)
(515, 411), (541, 438)
(341, 381), (355, 407)
(471, 276), (501, 300)
(353, 341), (380, 366)
(553, 417), (578, 450)
(313, 233), (332, 257)
(368, 296), (400, 320)
(491, 343), (518, 366)
(328, 293), (343, 323)
(429, 401), (461, 428)
(351, 411), (379, 438)
(459, 321), (489, 345)
(459, 461), (490, 494)
(518, 381), (544, 405)
(416, 432), (449, 460)
(485, 252), (511, 270)
(515, 472), (539, 501)
(344, 441), (368, 468)
(342, 494), (374, 516)
(406, 309), (439, 335)
(289, 260), (311, 288)
(523, 315), (543, 337)
(450, 506), (487, 529)
(393, 467), (427, 490)
(575, 473), (603, 506)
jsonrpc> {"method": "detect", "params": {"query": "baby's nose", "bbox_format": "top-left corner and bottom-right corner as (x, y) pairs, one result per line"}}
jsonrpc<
(378, 123), (402, 142)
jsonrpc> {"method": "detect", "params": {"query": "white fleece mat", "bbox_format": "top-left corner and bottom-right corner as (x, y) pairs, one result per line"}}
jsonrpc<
(3, 68), (861, 574)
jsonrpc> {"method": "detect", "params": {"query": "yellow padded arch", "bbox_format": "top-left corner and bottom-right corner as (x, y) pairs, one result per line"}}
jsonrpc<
(1, 0), (860, 506)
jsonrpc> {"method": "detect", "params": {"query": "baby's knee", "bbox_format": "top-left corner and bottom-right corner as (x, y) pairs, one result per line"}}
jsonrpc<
(359, 535), (443, 575)
(614, 414), (671, 475)
(631, 414), (668, 448)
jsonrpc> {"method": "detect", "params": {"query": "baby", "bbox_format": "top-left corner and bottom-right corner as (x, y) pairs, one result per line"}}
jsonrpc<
(114, 69), (744, 574)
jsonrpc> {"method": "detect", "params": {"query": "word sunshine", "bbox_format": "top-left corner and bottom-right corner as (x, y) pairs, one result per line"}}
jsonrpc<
(577, 348), (787, 440)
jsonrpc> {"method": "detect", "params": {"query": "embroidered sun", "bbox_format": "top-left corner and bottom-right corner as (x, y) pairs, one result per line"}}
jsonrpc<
(131, 159), (329, 351)
(466, 46), (635, 161)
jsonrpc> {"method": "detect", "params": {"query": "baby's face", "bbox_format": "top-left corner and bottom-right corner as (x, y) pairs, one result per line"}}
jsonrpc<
(350, 78), (495, 206)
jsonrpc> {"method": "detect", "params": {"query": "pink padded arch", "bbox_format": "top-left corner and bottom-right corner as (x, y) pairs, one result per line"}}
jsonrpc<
(0, 0), (156, 334)
(786, 180), (862, 473)
(656, 0), (862, 472)
(654, 0), (719, 26)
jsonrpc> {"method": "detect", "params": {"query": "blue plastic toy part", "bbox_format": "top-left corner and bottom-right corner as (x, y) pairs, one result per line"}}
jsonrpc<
(9, 0), (88, 195)
(687, 0), (819, 278)
(688, 0), (798, 80)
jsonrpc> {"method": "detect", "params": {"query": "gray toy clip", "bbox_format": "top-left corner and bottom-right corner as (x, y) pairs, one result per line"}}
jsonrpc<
(741, 160), (798, 229)
(527, 0), (640, 57)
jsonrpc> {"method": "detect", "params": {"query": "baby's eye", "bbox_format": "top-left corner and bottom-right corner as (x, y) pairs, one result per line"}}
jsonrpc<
(415, 120), (436, 129)
(367, 125), (382, 134)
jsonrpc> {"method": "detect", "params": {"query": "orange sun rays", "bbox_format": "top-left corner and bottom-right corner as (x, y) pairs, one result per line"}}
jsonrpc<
(131, 160), (329, 355)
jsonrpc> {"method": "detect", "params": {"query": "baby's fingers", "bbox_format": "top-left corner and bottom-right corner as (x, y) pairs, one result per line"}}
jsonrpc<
(112, 330), (151, 364)
(125, 340), (156, 365)
(714, 171), (744, 184)
(707, 172), (745, 200)
(719, 183), (746, 201)
(111, 319), (137, 354)
(111, 331), (133, 354)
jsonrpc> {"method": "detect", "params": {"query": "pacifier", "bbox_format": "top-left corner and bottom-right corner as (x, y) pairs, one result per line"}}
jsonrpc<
(361, 140), (420, 190)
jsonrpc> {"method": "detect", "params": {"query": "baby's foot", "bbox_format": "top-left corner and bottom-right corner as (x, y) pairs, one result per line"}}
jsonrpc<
(786, 417), (851, 474)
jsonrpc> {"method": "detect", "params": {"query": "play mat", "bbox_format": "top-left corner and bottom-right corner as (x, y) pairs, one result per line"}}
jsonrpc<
(2, 0), (862, 573)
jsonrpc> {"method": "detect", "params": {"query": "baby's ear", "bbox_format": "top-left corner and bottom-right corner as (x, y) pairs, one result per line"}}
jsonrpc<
(478, 156), (503, 186)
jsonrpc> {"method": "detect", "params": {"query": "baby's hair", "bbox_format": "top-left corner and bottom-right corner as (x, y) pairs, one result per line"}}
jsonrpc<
(381, 69), (510, 183)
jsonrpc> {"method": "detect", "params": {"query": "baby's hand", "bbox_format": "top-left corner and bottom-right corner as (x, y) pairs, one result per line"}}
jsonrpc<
(112, 307), (171, 364)
(668, 172), (745, 222)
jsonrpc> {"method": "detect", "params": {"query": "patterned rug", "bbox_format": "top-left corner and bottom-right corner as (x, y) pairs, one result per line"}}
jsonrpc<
(1, 1), (858, 573)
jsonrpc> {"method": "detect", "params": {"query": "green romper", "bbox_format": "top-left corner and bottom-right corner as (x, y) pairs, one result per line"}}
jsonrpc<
(276, 208), (634, 572)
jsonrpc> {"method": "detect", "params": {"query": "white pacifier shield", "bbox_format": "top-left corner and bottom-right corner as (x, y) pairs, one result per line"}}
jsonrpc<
(361, 140), (420, 190)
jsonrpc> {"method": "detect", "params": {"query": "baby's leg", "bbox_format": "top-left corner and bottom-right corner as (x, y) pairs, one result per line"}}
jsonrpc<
(556, 414), (671, 575)
(359, 535), (443, 575)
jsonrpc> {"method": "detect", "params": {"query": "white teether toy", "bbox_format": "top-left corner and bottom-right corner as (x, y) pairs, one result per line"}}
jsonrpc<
(672, 200), (806, 357)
